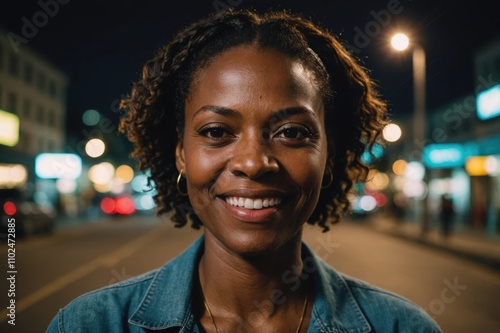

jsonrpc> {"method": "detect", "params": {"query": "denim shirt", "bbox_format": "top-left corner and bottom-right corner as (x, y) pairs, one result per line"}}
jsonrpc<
(46, 236), (442, 332)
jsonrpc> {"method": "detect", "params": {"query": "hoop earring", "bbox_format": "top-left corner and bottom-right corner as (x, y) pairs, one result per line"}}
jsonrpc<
(176, 170), (188, 196)
(321, 172), (333, 189)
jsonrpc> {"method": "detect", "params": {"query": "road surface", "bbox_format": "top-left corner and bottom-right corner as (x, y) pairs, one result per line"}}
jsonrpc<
(0, 215), (499, 332)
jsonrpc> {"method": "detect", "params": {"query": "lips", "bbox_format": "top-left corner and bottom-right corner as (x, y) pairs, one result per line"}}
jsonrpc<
(225, 197), (283, 210)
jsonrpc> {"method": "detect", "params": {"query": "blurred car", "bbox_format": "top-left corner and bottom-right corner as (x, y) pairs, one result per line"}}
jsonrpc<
(0, 188), (56, 238)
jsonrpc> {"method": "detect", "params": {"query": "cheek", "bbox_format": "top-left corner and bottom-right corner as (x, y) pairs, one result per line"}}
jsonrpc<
(279, 149), (326, 189)
(182, 150), (219, 216)
(184, 147), (226, 189)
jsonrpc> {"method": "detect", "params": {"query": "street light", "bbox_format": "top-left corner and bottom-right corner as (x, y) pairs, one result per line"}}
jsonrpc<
(390, 32), (429, 235)
(390, 33), (426, 157)
(391, 33), (409, 51)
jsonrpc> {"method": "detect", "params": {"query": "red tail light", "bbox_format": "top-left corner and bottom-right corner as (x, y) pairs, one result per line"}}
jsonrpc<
(3, 201), (17, 216)
(115, 196), (135, 215)
(100, 197), (116, 214)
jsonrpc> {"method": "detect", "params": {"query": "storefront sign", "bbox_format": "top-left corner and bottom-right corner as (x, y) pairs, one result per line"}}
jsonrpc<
(0, 110), (19, 147)
(477, 85), (500, 120)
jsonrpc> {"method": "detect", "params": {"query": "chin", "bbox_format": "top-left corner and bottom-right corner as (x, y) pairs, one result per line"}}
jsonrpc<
(216, 228), (300, 258)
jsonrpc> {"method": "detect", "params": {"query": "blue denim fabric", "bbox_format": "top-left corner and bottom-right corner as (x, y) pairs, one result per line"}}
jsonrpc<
(46, 236), (442, 332)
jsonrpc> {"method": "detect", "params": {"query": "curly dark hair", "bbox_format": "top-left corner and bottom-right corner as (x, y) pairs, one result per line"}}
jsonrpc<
(118, 8), (388, 232)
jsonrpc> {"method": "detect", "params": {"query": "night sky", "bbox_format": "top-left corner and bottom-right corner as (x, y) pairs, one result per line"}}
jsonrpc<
(1, 0), (499, 160)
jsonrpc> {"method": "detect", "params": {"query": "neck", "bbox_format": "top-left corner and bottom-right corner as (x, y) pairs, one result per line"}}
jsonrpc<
(198, 231), (309, 320)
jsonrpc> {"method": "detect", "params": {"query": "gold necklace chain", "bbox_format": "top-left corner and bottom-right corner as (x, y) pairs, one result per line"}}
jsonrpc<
(203, 292), (309, 333)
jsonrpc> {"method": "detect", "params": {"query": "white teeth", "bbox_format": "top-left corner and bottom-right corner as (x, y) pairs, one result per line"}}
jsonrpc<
(244, 198), (253, 209)
(225, 197), (282, 209)
(254, 199), (263, 209)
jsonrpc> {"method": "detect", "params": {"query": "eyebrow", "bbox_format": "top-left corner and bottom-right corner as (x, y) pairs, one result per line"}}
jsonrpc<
(192, 105), (242, 120)
(192, 105), (318, 121)
(271, 107), (319, 120)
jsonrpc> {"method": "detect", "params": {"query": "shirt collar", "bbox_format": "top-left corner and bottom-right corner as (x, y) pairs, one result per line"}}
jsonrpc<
(128, 235), (371, 332)
(303, 244), (372, 333)
(128, 235), (204, 331)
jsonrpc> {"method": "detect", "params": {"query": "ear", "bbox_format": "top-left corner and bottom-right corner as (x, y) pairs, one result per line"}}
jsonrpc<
(175, 138), (186, 173)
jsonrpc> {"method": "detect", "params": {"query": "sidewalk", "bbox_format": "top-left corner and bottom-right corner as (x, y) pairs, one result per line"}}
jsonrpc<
(365, 215), (500, 270)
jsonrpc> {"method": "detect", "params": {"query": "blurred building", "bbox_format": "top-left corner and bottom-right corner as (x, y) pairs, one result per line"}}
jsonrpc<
(0, 26), (69, 189)
(387, 37), (500, 235)
(469, 38), (500, 234)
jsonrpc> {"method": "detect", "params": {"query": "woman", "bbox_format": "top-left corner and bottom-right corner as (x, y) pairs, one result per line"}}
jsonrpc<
(47, 9), (442, 332)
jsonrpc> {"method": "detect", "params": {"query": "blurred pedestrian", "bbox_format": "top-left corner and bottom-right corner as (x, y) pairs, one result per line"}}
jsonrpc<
(47, 9), (442, 333)
(439, 195), (455, 238)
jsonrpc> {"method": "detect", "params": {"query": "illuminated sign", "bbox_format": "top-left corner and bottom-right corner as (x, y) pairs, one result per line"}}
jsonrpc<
(35, 153), (82, 179)
(477, 85), (500, 120)
(0, 110), (20, 147)
(423, 143), (478, 169)
(0, 164), (27, 188)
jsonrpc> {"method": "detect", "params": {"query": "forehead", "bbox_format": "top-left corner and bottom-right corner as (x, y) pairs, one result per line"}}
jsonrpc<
(187, 45), (322, 110)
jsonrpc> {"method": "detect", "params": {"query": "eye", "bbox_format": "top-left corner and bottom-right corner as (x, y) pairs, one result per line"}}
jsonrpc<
(275, 126), (312, 140)
(198, 125), (232, 141)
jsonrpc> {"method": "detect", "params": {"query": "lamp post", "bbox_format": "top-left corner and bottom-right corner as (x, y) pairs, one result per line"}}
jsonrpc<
(391, 33), (429, 235)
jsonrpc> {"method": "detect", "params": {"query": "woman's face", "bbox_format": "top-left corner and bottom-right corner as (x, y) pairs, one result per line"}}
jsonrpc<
(176, 45), (328, 256)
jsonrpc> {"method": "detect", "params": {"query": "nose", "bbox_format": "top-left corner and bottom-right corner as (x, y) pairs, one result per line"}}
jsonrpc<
(229, 134), (279, 179)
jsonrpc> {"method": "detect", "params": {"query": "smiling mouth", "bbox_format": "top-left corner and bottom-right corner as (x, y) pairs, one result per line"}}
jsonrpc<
(224, 197), (283, 210)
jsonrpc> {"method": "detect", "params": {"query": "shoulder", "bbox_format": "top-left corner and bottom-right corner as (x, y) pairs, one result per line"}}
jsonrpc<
(302, 244), (443, 333)
(340, 273), (442, 332)
(46, 269), (157, 333)
(46, 236), (205, 333)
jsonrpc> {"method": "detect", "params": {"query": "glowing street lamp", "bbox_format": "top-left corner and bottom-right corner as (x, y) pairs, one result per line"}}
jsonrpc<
(390, 32), (426, 158)
(390, 32), (429, 234)
(391, 33), (409, 51)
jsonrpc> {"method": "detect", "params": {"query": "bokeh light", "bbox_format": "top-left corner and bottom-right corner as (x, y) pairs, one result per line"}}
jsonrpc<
(3, 201), (17, 215)
(115, 165), (134, 183)
(382, 123), (402, 142)
(88, 162), (115, 185)
(361, 143), (384, 164)
(131, 174), (149, 192)
(405, 161), (425, 181)
(403, 180), (427, 199)
(374, 193), (387, 207)
(366, 169), (390, 191)
(115, 196), (135, 215)
(0, 164), (27, 188)
(100, 197), (116, 214)
(392, 159), (408, 176)
(465, 156), (498, 176)
(85, 138), (106, 158)
(82, 109), (101, 126)
(359, 195), (377, 212)
(134, 194), (156, 211)
(485, 156), (498, 174)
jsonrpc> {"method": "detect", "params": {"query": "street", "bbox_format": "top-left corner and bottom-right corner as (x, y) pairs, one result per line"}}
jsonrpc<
(1, 215), (499, 332)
